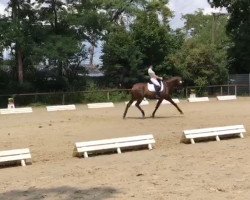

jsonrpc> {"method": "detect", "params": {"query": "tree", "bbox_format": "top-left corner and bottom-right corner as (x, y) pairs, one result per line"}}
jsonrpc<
(131, 7), (177, 77)
(169, 11), (229, 87)
(102, 26), (143, 88)
(169, 41), (228, 87)
(31, 0), (97, 91)
(0, 0), (184, 93)
(183, 9), (229, 46)
(67, 0), (109, 67)
(0, 0), (38, 84)
(102, 0), (179, 87)
(208, 0), (250, 73)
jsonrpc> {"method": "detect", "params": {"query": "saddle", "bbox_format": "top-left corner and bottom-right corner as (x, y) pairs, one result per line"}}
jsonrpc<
(147, 81), (164, 92)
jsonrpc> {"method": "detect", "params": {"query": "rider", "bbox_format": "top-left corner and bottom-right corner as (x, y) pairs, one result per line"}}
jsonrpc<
(148, 65), (163, 98)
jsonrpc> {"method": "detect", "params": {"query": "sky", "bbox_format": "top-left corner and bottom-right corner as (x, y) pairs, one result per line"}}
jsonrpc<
(169, 0), (226, 29)
(0, 0), (8, 14)
(0, 0), (226, 63)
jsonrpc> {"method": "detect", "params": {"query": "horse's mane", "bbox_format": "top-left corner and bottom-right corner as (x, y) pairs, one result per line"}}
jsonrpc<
(165, 76), (181, 83)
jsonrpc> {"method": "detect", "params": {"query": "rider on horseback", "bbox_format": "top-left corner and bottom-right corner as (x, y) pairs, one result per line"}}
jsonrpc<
(148, 65), (163, 98)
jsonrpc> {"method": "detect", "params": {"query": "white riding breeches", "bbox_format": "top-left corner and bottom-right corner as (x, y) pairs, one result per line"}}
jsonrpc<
(150, 78), (160, 87)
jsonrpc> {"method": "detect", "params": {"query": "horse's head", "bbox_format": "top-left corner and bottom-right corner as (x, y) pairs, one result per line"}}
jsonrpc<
(164, 76), (183, 93)
(165, 76), (183, 86)
(169, 76), (182, 85)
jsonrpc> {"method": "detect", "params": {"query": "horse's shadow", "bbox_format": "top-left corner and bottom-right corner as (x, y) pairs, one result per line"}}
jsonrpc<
(125, 115), (184, 120)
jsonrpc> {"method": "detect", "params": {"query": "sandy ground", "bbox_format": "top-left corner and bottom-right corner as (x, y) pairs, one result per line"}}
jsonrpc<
(0, 97), (250, 200)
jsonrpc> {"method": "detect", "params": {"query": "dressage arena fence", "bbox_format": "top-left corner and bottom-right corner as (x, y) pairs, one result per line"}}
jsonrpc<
(73, 134), (155, 158)
(0, 107), (33, 114)
(87, 102), (114, 108)
(125, 99), (149, 106)
(46, 104), (76, 112)
(0, 148), (32, 167)
(0, 95), (243, 115)
(0, 123), (246, 168)
(182, 125), (246, 144)
(0, 84), (249, 108)
(188, 97), (209, 102)
(217, 95), (237, 101)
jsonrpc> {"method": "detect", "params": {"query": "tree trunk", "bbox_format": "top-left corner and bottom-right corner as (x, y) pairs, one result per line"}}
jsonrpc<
(89, 44), (95, 67)
(17, 48), (23, 84)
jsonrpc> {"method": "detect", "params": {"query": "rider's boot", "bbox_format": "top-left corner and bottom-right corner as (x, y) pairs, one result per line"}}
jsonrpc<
(155, 86), (161, 99)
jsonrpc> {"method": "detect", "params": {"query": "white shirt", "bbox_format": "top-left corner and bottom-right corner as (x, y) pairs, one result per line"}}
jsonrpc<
(148, 68), (156, 78)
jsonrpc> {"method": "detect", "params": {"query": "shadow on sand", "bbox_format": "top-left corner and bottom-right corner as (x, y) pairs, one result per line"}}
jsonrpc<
(0, 186), (119, 200)
(125, 115), (184, 120)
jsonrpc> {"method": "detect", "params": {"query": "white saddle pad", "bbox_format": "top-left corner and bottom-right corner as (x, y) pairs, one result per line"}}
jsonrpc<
(147, 81), (164, 92)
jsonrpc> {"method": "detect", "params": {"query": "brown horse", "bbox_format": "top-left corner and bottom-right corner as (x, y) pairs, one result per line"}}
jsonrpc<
(123, 76), (184, 118)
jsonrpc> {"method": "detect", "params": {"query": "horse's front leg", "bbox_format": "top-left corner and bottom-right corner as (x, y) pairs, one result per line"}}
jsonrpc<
(135, 99), (145, 118)
(166, 97), (183, 114)
(123, 99), (133, 119)
(151, 99), (163, 118)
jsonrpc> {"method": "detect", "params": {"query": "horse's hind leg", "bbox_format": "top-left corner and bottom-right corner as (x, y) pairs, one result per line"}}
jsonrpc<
(135, 99), (145, 118)
(123, 99), (133, 119)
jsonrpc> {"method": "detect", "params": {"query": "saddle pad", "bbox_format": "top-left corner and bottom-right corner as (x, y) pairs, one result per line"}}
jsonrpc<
(147, 81), (164, 92)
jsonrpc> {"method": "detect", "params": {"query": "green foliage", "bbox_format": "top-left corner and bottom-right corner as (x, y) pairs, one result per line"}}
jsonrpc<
(169, 11), (229, 87)
(83, 82), (108, 103)
(208, 0), (250, 73)
(183, 10), (229, 46)
(132, 11), (172, 65)
(109, 91), (130, 102)
(82, 82), (130, 103)
(0, 0), (238, 97)
(102, 26), (143, 88)
(102, 1), (180, 88)
(0, 0), (40, 83)
(170, 41), (228, 86)
(132, 12), (183, 78)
